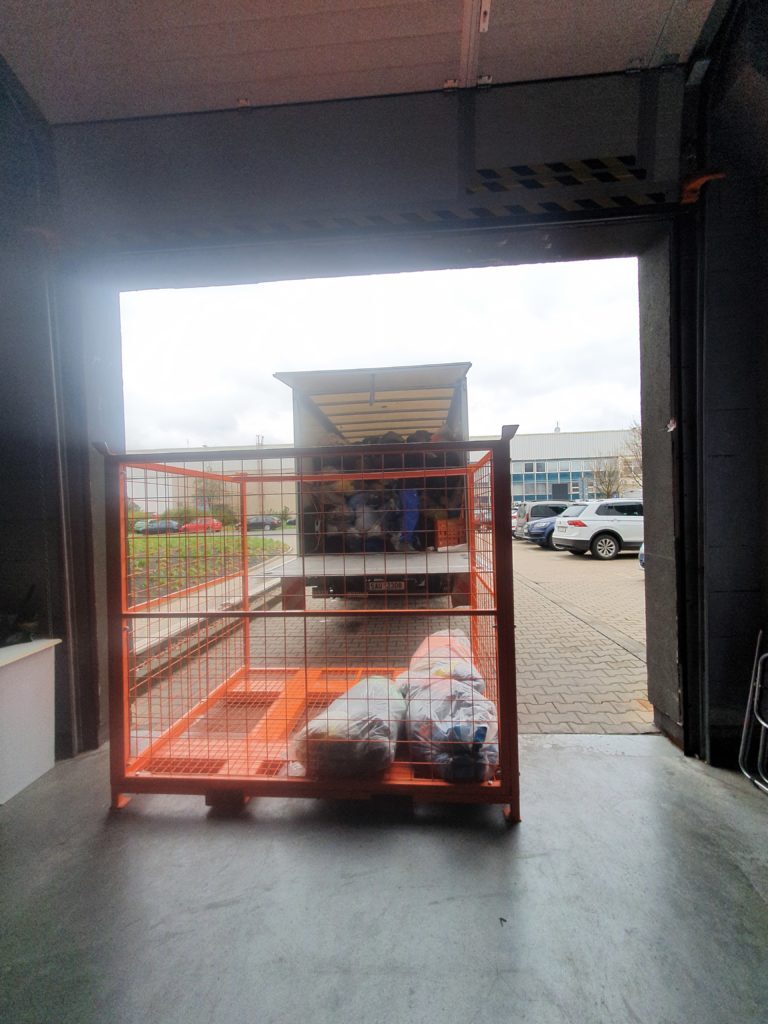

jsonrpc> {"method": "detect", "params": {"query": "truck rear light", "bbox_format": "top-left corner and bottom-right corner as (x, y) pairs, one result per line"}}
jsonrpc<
(567, 519), (586, 527)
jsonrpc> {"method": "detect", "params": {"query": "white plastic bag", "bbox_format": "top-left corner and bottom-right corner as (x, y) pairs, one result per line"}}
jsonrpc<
(400, 631), (499, 782)
(294, 675), (406, 778)
(404, 630), (486, 693)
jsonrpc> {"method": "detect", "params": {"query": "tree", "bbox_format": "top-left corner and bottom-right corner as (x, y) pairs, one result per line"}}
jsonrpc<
(193, 463), (237, 519)
(620, 421), (643, 489)
(591, 458), (622, 498)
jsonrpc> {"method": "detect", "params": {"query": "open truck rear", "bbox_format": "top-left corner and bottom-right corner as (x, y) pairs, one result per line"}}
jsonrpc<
(274, 362), (473, 604)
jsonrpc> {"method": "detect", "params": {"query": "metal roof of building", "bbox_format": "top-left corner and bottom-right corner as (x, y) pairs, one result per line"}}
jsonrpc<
(509, 429), (633, 461)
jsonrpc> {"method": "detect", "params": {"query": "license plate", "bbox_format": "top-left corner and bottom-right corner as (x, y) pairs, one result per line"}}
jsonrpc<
(367, 580), (406, 592)
(556, 525), (565, 532)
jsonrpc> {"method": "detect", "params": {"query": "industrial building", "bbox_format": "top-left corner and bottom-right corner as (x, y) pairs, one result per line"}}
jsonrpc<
(509, 428), (640, 501)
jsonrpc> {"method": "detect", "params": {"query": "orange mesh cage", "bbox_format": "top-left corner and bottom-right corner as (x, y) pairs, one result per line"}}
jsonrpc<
(105, 438), (518, 820)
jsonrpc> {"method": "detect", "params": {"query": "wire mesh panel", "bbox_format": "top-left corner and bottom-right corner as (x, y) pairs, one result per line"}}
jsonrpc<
(106, 439), (518, 818)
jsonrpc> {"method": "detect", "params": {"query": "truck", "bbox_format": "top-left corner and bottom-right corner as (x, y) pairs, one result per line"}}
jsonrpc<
(272, 362), (474, 605)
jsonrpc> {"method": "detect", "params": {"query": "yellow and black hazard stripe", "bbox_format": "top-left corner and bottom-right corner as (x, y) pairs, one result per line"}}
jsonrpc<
(467, 155), (648, 195)
(270, 188), (669, 230)
(270, 191), (669, 229)
(437, 194), (667, 218)
(81, 180), (672, 250)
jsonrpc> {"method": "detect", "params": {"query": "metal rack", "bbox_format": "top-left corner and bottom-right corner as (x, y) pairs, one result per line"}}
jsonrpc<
(105, 438), (519, 820)
(739, 631), (768, 795)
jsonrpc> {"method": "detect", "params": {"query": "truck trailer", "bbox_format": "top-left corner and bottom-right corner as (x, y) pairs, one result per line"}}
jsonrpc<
(273, 362), (474, 604)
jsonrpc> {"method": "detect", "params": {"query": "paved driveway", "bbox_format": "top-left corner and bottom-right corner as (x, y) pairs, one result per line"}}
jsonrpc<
(512, 538), (654, 734)
(130, 535), (655, 742)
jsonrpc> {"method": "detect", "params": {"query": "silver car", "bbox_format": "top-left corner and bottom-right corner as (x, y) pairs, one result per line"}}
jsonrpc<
(513, 500), (569, 540)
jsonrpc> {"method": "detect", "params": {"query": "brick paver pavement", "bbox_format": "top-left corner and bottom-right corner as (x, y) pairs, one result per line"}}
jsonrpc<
(512, 538), (655, 734)
(130, 535), (655, 750)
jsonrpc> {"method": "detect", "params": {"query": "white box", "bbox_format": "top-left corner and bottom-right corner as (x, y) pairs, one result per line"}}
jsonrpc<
(0, 639), (60, 803)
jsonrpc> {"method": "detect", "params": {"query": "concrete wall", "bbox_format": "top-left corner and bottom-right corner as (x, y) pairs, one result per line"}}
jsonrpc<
(692, 0), (768, 763)
(0, 63), (80, 755)
(639, 234), (682, 743)
(50, 72), (683, 251)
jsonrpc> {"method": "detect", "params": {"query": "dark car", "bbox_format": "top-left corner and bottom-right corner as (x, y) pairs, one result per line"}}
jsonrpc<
(147, 518), (180, 534)
(246, 515), (281, 531)
(134, 519), (180, 534)
(525, 515), (563, 550)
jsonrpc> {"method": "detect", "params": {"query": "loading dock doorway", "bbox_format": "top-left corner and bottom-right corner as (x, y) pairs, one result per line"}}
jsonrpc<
(72, 217), (681, 754)
(117, 256), (651, 740)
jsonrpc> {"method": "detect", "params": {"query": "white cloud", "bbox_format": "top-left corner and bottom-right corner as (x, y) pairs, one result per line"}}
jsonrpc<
(120, 257), (639, 449)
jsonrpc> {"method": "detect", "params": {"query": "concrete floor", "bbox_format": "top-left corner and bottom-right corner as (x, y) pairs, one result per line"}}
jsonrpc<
(2, 736), (767, 1024)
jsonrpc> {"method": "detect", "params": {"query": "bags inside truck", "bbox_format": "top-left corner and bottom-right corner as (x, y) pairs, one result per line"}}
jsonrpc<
(275, 363), (471, 558)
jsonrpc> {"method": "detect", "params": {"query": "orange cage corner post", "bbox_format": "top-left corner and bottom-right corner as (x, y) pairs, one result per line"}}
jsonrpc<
(104, 439), (519, 822)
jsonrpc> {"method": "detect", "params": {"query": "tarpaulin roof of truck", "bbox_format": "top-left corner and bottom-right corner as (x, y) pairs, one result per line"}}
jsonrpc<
(275, 363), (472, 443)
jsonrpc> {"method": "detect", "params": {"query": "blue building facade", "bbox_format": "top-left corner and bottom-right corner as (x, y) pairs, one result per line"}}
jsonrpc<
(508, 429), (637, 504)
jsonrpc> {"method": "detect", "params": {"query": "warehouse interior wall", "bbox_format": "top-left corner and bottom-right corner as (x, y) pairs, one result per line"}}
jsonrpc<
(692, 0), (768, 764)
(0, 64), (87, 757)
(2, 1), (767, 766)
(638, 233), (682, 747)
(51, 71), (681, 251)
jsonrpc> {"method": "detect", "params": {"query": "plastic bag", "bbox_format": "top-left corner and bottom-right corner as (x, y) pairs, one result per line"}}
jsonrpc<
(403, 630), (486, 693)
(294, 676), (406, 778)
(400, 631), (499, 783)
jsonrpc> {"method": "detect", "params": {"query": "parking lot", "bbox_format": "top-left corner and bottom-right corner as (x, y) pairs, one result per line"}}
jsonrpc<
(512, 537), (654, 734)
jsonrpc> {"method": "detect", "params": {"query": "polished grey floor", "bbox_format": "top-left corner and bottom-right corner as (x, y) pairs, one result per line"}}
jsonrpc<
(2, 735), (767, 1024)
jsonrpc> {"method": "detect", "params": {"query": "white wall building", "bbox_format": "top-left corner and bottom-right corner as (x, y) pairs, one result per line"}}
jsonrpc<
(508, 428), (640, 502)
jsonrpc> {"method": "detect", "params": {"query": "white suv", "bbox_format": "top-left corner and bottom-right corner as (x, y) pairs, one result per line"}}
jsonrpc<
(553, 499), (644, 560)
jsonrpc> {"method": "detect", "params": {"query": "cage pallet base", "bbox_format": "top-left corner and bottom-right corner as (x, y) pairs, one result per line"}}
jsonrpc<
(115, 663), (515, 812)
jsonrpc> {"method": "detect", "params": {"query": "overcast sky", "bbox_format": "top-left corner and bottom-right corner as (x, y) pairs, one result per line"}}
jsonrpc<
(120, 257), (639, 450)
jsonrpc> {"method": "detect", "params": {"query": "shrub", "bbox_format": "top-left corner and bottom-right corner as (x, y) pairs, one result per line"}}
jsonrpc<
(207, 503), (239, 527)
(164, 506), (204, 526)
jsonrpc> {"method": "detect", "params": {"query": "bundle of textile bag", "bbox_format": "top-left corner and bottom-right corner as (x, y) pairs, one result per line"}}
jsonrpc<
(294, 675), (407, 778)
(400, 630), (499, 782)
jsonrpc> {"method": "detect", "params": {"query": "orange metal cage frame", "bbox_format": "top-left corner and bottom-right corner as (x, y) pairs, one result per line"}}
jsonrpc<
(105, 438), (519, 821)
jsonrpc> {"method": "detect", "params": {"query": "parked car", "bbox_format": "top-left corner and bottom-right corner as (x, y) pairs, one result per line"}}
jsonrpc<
(179, 517), (222, 533)
(514, 500), (570, 539)
(638, 543), (645, 569)
(246, 515), (281, 531)
(473, 506), (492, 527)
(525, 515), (564, 550)
(553, 499), (644, 560)
(144, 518), (180, 535)
(133, 519), (179, 534)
